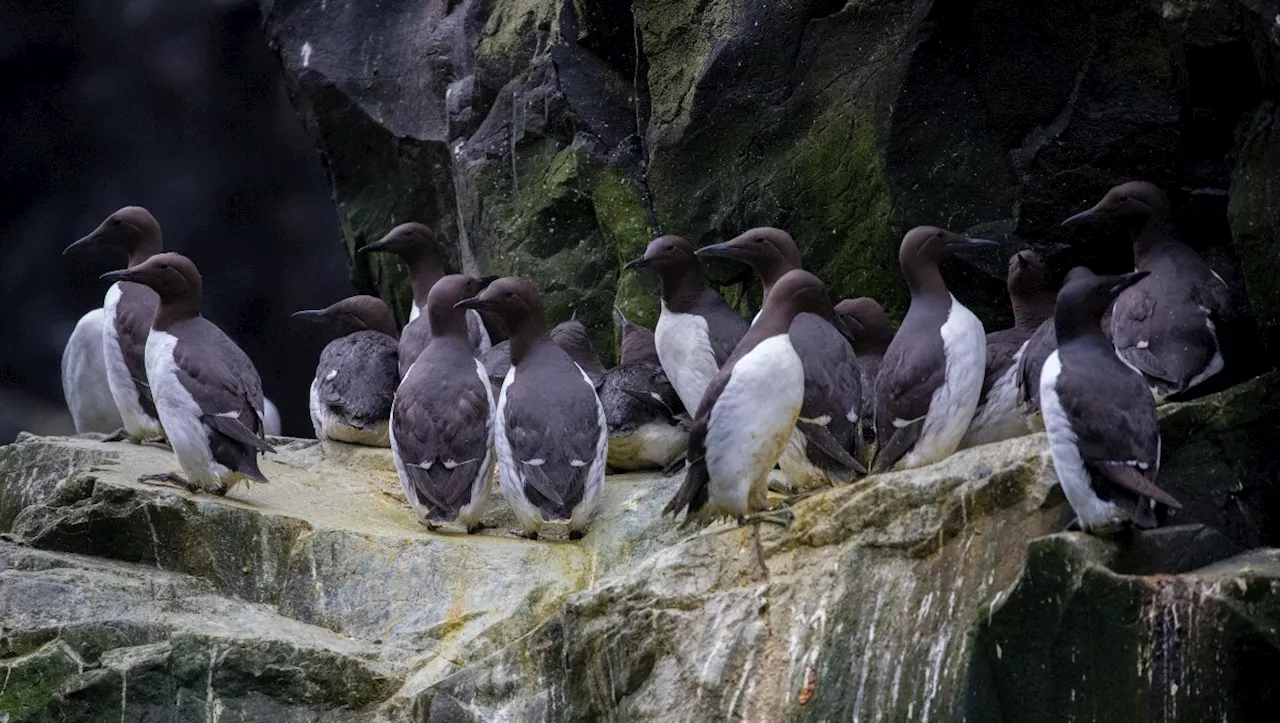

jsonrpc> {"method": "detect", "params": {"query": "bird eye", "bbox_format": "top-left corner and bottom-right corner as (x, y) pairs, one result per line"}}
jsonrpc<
(505, 292), (514, 299)
(665, 245), (674, 252)
(111, 219), (121, 226)
(754, 237), (764, 244)
(934, 232), (944, 238)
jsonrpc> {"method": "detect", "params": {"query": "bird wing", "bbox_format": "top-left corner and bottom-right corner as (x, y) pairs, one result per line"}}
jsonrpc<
(317, 332), (399, 428)
(397, 315), (432, 378)
(873, 333), (945, 452)
(115, 284), (160, 417)
(791, 313), (864, 472)
(693, 290), (750, 366)
(1016, 320), (1055, 409)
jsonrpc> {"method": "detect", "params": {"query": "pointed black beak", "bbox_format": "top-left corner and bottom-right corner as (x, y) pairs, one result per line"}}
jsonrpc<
(614, 305), (629, 327)
(455, 295), (485, 310)
(1015, 252), (1030, 269)
(64, 234), (99, 256)
(291, 310), (328, 324)
(623, 256), (650, 270)
(99, 269), (136, 283)
(1061, 208), (1097, 228)
(963, 237), (999, 246)
(1110, 270), (1150, 296)
(359, 239), (392, 255)
(694, 242), (738, 258)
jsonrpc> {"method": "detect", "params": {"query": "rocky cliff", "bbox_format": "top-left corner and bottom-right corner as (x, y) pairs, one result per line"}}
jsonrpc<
(260, 0), (1280, 366)
(1, 373), (1277, 721)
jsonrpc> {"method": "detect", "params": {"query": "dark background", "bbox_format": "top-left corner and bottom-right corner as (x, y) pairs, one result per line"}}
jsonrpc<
(1, 0), (350, 442)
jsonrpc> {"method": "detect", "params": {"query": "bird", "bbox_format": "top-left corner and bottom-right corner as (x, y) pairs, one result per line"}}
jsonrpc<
(1062, 181), (1232, 401)
(959, 249), (1056, 449)
(599, 306), (689, 472)
(292, 295), (400, 446)
(623, 235), (749, 418)
(834, 297), (895, 455)
(697, 227), (866, 491)
(359, 222), (492, 375)
(663, 268), (836, 524)
(1039, 270), (1183, 532)
(64, 206), (166, 443)
(60, 307), (124, 434)
(262, 398), (282, 437)
(99, 253), (273, 494)
(390, 275), (496, 533)
(456, 277), (607, 540)
(1016, 266), (1097, 430)
(872, 227), (996, 473)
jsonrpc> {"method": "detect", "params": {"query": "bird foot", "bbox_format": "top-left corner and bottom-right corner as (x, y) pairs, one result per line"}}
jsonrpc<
(465, 523), (484, 535)
(511, 528), (539, 541)
(737, 508), (794, 528)
(783, 489), (826, 506)
(101, 428), (130, 443)
(1063, 516), (1083, 533)
(137, 472), (200, 493)
(568, 529), (586, 541)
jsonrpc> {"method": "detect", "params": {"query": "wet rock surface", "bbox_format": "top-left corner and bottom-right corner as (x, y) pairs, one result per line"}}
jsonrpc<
(1, 374), (1276, 720)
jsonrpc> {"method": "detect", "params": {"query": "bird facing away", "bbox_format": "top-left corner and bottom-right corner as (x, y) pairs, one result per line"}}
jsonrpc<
(1062, 181), (1232, 401)
(624, 235), (749, 417)
(834, 297), (895, 457)
(64, 206), (166, 443)
(100, 253), (273, 495)
(1016, 266), (1097, 429)
(959, 248), (1056, 449)
(664, 268), (837, 524)
(1039, 270), (1183, 532)
(548, 311), (607, 386)
(456, 276), (607, 540)
(359, 222), (492, 375)
(873, 227), (996, 473)
(697, 227), (866, 490)
(390, 275), (497, 533)
(292, 295), (400, 447)
(599, 306), (689, 471)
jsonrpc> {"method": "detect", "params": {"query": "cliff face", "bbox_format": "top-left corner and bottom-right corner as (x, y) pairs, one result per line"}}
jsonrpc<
(1, 375), (1278, 721)
(259, 0), (1280, 365)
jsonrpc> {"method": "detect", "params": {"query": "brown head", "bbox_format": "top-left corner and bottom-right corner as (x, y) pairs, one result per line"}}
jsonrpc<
(623, 235), (706, 307)
(898, 226), (997, 297)
(1061, 181), (1171, 231)
(455, 276), (545, 362)
(1064, 265), (1096, 284)
(1006, 249), (1055, 329)
(292, 295), (398, 339)
(834, 297), (895, 356)
(1055, 271), (1150, 343)
(758, 268), (836, 329)
(359, 222), (445, 304)
(64, 206), (164, 267)
(695, 227), (803, 294)
(615, 306), (657, 364)
(424, 274), (490, 340)
(99, 252), (201, 327)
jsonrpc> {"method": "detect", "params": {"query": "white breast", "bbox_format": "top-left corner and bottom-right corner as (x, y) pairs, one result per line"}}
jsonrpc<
(408, 302), (421, 323)
(959, 342), (1032, 449)
(145, 331), (229, 492)
(704, 334), (805, 518)
(898, 296), (986, 470)
(654, 303), (720, 416)
(606, 421), (688, 470)
(101, 284), (162, 439)
(62, 307), (123, 434)
(1039, 351), (1121, 530)
(262, 397), (282, 437)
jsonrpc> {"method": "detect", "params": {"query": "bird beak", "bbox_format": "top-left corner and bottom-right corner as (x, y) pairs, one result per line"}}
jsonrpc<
(291, 310), (328, 324)
(358, 239), (392, 255)
(476, 275), (500, 288)
(694, 242), (738, 258)
(63, 234), (100, 256)
(623, 256), (650, 270)
(1110, 270), (1150, 296)
(613, 305), (628, 326)
(963, 237), (999, 246)
(454, 295), (486, 310)
(1060, 208), (1097, 228)
(99, 268), (138, 283)
(1015, 252), (1030, 269)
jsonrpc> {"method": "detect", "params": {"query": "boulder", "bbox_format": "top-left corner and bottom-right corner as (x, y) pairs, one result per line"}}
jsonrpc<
(262, 0), (1280, 362)
(0, 373), (1277, 720)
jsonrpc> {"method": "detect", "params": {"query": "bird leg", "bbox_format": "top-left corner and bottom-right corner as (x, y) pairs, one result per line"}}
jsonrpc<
(137, 472), (200, 493)
(510, 528), (539, 541)
(661, 452), (688, 477)
(737, 508), (794, 528)
(1063, 516), (1083, 533)
(101, 428), (130, 443)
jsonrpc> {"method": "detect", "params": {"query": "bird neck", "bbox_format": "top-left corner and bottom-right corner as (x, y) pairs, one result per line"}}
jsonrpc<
(659, 266), (708, 313)
(1131, 215), (1180, 263)
(1011, 290), (1055, 332)
(406, 256), (446, 307)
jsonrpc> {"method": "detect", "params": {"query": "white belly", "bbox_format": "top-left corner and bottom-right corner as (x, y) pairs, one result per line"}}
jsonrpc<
(62, 307), (123, 434)
(262, 397), (282, 437)
(102, 284), (163, 440)
(309, 378), (390, 447)
(655, 304), (719, 415)
(607, 421), (688, 470)
(898, 297), (986, 470)
(704, 335), (805, 518)
(145, 331), (247, 493)
(1039, 351), (1122, 530)
(959, 344), (1032, 449)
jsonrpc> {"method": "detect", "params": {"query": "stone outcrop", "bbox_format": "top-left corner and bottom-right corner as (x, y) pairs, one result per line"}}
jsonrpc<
(261, 0), (1280, 364)
(1, 374), (1278, 720)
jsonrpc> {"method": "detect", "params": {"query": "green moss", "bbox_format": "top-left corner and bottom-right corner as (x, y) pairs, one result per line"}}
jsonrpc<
(0, 641), (85, 719)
